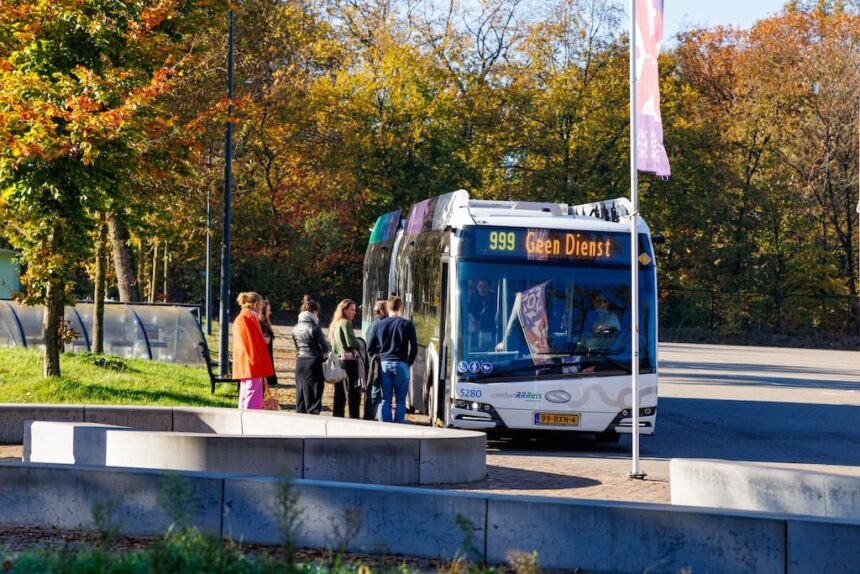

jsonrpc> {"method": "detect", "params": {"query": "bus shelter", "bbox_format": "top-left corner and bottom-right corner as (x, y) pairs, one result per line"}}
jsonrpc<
(0, 300), (205, 365)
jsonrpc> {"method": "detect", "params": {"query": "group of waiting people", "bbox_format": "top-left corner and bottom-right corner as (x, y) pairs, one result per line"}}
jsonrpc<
(232, 291), (417, 423)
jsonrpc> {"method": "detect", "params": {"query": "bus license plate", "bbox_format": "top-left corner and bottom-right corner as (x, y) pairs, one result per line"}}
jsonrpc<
(534, 412), (580, 427)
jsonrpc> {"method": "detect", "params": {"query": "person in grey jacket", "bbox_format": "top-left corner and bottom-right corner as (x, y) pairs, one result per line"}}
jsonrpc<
(292, 295), (330, 414)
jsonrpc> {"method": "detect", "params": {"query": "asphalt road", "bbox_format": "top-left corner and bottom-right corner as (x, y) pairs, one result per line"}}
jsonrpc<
(466, 342), (860, 501)
(648, 343), (860, 469)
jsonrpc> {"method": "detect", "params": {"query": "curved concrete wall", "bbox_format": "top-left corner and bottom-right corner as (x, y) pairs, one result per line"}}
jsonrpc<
(671, 458), (860, 520)
(1, 462), (859, 573)
(15, 405), (485, 485)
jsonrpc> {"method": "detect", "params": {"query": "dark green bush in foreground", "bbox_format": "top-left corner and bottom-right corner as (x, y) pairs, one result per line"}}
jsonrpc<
(6, 529), (272, 574)
(2, 528), (529, 574)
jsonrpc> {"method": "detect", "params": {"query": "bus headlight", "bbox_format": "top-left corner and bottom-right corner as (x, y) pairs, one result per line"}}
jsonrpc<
(614, 407), (656, 422)
(454, 400), (494, 413)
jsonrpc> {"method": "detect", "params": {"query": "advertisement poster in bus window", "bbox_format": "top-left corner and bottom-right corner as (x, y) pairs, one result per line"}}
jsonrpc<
(370, 209), (401, 243)
(405, 198), (433, 235)
(517, 282), (553, 365)
(408, 195), (453, 235)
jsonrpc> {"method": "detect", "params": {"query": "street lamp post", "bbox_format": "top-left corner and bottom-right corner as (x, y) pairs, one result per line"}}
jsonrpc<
(218, 7), (235, 375)
(205, 186), (212, 336)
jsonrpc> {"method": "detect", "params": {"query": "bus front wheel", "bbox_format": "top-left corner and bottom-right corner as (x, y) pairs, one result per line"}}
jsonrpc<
(426, 381), (440, 427)
(423, 357), (441, 426)
(594, 430), (621, 443)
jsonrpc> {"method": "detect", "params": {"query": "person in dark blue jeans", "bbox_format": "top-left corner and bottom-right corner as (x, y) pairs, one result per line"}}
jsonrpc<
(366, 296), (417, 423)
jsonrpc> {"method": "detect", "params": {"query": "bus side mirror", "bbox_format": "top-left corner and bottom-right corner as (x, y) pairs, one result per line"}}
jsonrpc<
(652, 234), (666, 245)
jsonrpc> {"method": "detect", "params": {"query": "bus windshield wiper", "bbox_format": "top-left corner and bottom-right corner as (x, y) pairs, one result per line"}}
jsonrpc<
(530, 348), (632, 374)
(568, 349), (632, 374)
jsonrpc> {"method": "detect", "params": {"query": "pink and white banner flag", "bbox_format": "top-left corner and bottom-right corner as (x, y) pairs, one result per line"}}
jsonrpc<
(635, 0), (671, 176)
(516, 282), (553, 366)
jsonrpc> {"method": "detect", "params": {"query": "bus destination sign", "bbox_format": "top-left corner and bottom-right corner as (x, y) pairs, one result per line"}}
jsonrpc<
(471, 227), (629, 263)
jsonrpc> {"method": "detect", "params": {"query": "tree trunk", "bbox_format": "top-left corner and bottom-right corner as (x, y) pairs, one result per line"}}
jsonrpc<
(93, 221), (107, 354)
(43, 276), (64, 377)
(149, 240), (159, 303)
(107, 212), (140, 302)
(163, 244), (168, 301)
(137, 239), (145, 300)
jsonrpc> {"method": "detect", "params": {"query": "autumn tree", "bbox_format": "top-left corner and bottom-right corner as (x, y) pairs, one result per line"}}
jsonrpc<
(760, 6), (860, 328)
(0, 0), (223, 376)
(503, 0), (626, 201)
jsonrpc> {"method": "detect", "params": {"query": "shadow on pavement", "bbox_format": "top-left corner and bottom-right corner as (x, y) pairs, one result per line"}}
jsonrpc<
(660, 362), (859, 391)
(482, 396), (859, 468)
(487, 434), (627, 455)
(427, 464), (601, 491)
(649, 397), (860, 467)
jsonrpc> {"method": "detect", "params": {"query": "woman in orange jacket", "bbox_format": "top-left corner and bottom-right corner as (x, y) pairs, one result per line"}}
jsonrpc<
(233, 291), (275, 409)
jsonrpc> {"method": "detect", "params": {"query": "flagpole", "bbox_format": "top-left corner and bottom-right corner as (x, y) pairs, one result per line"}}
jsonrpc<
(629, 0), (645, 479)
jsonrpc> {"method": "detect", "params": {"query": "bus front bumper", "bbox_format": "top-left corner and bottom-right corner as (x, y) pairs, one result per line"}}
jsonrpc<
(449, 402), (656, 434)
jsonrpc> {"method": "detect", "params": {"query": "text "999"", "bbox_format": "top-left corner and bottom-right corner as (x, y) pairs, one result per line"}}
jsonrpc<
(489, 231), (516, 251)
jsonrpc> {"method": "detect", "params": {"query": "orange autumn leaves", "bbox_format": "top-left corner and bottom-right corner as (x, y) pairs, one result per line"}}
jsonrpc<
(0, 0), (216, 167)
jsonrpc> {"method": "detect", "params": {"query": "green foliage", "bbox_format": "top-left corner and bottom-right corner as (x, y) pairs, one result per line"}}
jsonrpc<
(90, 499), (121, 546)
(158, 475), (200, 533)
(0, 525), (514, 573)
(142, 528), (273, 574)
(454, 513), (481, 564)
(275, 476), (303, 568)
(7, 529), (277, 574)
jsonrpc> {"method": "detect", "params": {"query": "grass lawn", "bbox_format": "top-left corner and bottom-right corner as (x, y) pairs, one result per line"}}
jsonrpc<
(0, 347), (237, 407)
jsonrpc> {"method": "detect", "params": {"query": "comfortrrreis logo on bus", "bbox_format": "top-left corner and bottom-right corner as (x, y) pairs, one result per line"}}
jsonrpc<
(491, 391), (542, 401)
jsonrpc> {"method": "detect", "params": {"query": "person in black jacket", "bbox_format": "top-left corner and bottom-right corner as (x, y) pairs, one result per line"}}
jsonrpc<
(362, 300), (388, 420)
(367, 296), (417, 423)
(291, 295), (330, 414)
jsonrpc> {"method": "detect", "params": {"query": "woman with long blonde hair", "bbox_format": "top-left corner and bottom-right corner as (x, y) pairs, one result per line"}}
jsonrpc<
(328, 298), (361, 418)
(233, 292), (275, 409)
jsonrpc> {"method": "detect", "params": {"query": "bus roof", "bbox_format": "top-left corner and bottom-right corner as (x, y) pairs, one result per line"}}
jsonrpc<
(399, 190), (649, 236)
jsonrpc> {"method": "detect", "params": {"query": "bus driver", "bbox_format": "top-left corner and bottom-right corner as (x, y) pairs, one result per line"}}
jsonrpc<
(468, 279), (498, 351)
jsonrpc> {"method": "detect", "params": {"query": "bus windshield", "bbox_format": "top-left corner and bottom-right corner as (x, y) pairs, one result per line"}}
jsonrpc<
(457, 260), (656, 381)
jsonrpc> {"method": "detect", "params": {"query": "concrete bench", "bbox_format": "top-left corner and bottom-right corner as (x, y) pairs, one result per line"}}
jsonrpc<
(16, 406), (485, 485)
(670, 458), (860, 520)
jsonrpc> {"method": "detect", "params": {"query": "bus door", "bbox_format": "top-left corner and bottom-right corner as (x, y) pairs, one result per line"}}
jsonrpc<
(430, 259), (450, 426)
